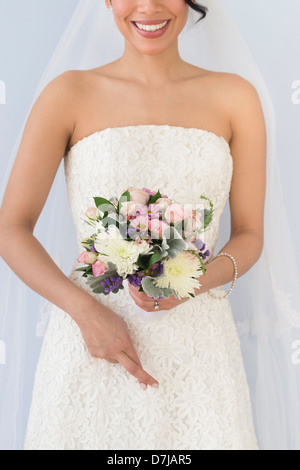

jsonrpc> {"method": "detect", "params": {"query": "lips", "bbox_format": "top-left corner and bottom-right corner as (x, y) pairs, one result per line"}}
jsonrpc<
(131, 20), (171, 38)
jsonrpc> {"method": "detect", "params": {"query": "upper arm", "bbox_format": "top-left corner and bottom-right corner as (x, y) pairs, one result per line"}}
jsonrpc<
(227, 75), (267, 241)
(0, 70), (79, 232)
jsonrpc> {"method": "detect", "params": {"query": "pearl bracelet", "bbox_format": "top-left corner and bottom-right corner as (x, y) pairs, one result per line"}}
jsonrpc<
(209, 252), (238, 299)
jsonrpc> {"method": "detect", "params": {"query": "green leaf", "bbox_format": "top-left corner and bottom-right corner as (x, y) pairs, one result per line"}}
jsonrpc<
(81, 237), (96, 250)
(94, 197), (116, 213)
(187, 249), (207, 275)
(136, 256), (148, 270)
(200, 195), (214, 229)
(148, 190), (162, 205)
(117, 190), (131, 213)
(147, 251), (163, 267)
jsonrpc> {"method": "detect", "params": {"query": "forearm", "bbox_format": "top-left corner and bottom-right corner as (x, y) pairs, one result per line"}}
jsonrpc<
(0, 225), (96, 320)
(196, 230), (264, 295)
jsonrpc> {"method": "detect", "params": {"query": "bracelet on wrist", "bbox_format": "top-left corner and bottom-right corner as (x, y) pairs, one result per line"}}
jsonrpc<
(208, 252), (238, 299)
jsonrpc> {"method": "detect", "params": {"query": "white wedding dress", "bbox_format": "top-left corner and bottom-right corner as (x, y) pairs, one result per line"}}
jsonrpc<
(24, 125), (258, 450)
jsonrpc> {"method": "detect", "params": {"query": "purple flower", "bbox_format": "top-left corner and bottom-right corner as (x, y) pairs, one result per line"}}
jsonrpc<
(128, 273), (146, 288)
(91, 244), (98, 253)
(101, 275), (123, 293)
(194, 239), (206, 251)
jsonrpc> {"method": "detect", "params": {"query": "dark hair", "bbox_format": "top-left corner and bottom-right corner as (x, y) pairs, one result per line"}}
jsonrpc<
(185, 0), (208, 23)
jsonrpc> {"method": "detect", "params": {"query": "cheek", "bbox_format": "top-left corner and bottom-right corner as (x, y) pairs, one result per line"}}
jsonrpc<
(168, 0), (188, 14)
(112, 1), (131, 17)
(113, 0), (188, 19)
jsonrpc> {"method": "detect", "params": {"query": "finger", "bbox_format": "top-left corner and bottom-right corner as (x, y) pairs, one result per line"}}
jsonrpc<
(106, 357), (119, 364)
(125, 350), (145, 386)
(124, 344), (144, 370)
(117, 351), (159, 388)
(129, 285), (150, 301)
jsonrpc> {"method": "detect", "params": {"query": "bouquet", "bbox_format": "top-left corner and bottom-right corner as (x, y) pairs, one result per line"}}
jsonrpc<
(75, 187), (214, 300)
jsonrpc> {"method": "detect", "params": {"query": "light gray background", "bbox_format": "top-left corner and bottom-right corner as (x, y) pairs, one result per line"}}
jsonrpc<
(1, 0), (299, 253)
(0, 0), (299, 448)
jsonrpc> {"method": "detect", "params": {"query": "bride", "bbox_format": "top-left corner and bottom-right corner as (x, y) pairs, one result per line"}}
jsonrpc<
(0, 0), (299, 451)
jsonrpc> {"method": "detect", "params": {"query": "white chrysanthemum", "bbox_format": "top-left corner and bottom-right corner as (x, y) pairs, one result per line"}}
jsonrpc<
(154, 252), (202, 299)
(95, 226), (152, 278)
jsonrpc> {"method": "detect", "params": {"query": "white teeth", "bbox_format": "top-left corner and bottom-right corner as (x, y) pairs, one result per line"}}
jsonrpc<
(134, 21), (168, 32)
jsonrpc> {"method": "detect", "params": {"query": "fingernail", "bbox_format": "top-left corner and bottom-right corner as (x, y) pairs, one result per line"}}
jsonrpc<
(140, 383), (147, 391)
(152, 383), (159, 389)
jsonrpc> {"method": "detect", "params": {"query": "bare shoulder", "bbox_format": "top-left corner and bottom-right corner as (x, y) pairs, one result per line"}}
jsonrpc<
(45, 67), (113, 100)
(195, 69), (264, 138)
(41, 69), (89, 99)
(193, 68), (261, 102)
(214, 72), (263, 116)
(213, 72), (265, 134)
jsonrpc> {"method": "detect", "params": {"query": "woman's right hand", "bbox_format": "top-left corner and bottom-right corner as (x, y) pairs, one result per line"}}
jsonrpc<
(72, 298), (159, 390)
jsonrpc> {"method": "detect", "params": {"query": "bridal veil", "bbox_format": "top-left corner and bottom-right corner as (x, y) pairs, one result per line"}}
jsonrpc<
(1, 0), (300, 450)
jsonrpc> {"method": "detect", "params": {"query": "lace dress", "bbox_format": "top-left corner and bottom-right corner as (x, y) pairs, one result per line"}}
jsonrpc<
(24, 125), (258, 450)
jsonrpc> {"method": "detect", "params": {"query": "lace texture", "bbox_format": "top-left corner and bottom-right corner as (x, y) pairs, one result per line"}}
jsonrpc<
(24, 125), (258, 450)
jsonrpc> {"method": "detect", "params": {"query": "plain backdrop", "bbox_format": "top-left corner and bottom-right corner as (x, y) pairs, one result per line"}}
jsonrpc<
(0, 0), (300, 448)
(1, 0), (299, 253)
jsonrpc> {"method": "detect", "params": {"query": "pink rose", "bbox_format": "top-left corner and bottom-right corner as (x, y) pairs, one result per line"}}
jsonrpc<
(128, 187), (150, 205)
(164, 204), (186, 224)
(77, 251), (98, 265)
(85, 207), (101, 220)
(149, 219), (169, 239)
(120, 201), (136, 217)
(92, 260), (108, 277)
(155, 198), (173, 208)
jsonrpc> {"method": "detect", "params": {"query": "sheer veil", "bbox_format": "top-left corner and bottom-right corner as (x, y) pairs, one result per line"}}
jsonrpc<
(1, 0), (300, 450)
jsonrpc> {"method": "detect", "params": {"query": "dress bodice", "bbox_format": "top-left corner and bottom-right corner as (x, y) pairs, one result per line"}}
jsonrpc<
(64, 125), (233, 258)
(26, 125), (259, 451)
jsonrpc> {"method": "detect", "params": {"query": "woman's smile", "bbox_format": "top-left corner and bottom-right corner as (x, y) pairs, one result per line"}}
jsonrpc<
(131, 19), (172, 38)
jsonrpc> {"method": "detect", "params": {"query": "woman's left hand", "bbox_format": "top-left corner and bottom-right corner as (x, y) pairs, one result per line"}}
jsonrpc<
(128, 284), (189, 312)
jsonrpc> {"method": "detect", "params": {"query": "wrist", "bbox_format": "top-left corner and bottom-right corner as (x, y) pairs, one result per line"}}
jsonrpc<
(194, 256), (230, 296)
(64, 286), (100, 324)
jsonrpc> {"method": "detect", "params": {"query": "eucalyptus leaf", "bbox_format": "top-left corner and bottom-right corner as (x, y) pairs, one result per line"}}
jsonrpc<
(141, 276), (173, 299)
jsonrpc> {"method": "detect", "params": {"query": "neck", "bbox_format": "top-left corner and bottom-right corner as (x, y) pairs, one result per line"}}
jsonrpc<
(115, 40), (188, 87)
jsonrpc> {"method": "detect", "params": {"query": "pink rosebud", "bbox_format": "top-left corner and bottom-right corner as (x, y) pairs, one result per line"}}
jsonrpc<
(164, 204), (186, 224)
(155, 198), (173, 208)
(127, 187), (150, 205)
(149, 219), (169, 239)
(85, 207), (101, 220)
(77, 251), (98, 265)
(92, 260), (108, 277)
